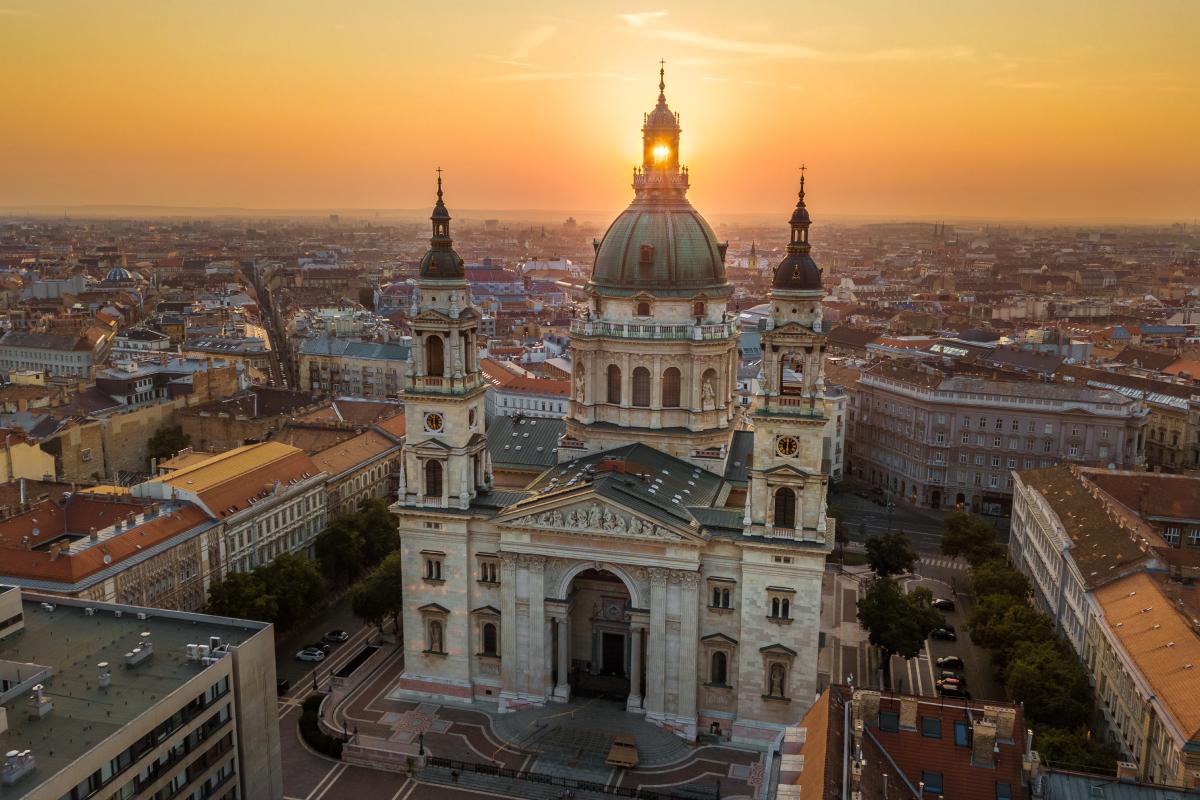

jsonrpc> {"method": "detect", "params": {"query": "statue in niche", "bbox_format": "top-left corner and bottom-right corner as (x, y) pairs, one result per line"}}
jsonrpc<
(769, 663), (787, 697)
(702, 377), (716, 406)
(574, 368), (586, 398)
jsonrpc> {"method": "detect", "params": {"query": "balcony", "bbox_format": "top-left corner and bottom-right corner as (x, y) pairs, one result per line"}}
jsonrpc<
(569, 318), (737, 341)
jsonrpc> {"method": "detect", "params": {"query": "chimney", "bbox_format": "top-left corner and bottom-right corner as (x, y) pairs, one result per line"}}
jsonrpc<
(899, 696), (918, 730)
(1115, 761), (1139, 782)
(89, 527), (98, 541)
(852, 689), (881, 730)
(971, 719), (998, 767)
(984, 705), (1016, 739)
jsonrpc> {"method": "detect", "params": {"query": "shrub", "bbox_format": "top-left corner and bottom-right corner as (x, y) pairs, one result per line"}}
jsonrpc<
(299, 694), (343, 759)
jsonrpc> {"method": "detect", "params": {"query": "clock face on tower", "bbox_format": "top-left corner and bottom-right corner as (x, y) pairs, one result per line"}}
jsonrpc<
(776, 436), (800, 457)
(424, 412), (444, 433)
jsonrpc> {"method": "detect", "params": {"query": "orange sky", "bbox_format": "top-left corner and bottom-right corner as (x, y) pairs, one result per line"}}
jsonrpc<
(1, 1), (1197, 221)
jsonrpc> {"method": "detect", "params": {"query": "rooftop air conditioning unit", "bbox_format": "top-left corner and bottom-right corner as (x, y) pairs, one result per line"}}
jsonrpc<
(136, 612), (148, 621)
(83, 608), (94, 617)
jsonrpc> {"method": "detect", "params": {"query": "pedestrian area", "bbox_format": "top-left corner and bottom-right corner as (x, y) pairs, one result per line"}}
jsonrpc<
(282, 646), (765, 799)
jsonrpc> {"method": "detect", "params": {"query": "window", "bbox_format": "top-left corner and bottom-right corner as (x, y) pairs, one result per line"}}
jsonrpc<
(425, 335), (444, 377)
(979, 417), (987, 429)
(481, 622), (498, 656)
(1188, 529), (1200, 547)
(1024, 459), (1034, 469)
(632, 367), (651, 407)
(954, 720), (969, 746)
(1069, 444), (1080, 457)
(478, 558), (499, 583)
(963, 416), (971, 427)
(995, 418), (1004, 430)
(693, 300), (706, 318)
(996, 782), (1013, 800)
(922, 717), (942, 738)
(1044, 423), (1053, 434)
(993, 435), (1002, 447)
(991, 455), (1001, 467)
(710, 584), (732, 608)
(1101, 428), (1110, 440)
(1071, 425), (1081, 437)
(710, 651), (728, 686)
(773, 487), (796, 529)
(1165, 527), (1181, 545)
(1043, 439), (1053, 453)
(878, 711), (900, 732)
(1011, 419), (1020, 431)
(922, 772), (943, 794)
(961, 432), (970, 444)
(662, 367), (681, 407)
(770, 595), (792, 619)
(636, 301), (651, 316)
(607, 364), (622, 404)
(975, 454), (985, 466)
(959, 453), (968, 464)
(424, 460), (443, 498)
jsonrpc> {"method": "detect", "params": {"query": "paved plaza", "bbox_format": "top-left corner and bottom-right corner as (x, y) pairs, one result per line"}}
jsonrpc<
(279, 644), (765, 800)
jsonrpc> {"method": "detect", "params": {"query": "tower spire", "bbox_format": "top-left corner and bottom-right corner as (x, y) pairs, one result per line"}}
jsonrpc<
(658, 59), (666, 101)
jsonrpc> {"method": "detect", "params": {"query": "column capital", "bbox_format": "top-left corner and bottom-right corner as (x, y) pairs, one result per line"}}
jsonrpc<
(517, 553), (546, 570)
(499, 552), (519, 573)
(647, 567), (670, 586)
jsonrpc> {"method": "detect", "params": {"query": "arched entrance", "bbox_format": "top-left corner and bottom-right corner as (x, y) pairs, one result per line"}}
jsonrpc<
(557, 568), (637, 702)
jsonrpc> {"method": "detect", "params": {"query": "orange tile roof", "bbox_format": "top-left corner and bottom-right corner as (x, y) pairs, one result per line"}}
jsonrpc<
(312, 429), (399, 478)
(374, 412), (406, 440)
(1095, 572), (1200, 740)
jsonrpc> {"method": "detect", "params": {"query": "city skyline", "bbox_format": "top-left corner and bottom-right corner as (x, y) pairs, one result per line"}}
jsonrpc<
(1, 1), (1198, 221)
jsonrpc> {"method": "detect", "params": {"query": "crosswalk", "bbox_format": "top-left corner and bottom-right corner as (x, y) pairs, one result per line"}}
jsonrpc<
(918, 556), (968, 571)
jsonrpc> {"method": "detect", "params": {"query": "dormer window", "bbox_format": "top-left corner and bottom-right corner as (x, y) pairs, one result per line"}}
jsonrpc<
(639, 244), (655, 272)
(636, 301), (651, 317)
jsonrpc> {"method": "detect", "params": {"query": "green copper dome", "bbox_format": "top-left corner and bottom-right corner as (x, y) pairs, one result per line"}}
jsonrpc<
(590, 199), (728, 295)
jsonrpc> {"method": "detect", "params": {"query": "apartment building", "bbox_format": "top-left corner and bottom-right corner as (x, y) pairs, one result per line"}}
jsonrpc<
(0, 585), (282, 800)
(847, 361), (1148, 514)
(0, 329), (112, 381)
(311, 417), (404, 516)
(297, 337), (410, 400)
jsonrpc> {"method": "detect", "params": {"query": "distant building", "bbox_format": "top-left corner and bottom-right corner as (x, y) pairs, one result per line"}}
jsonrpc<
(111, 326), (171, 356)
(0, 329), (113, 380)
(481, 359), (570, 423)
(297, 337), (411, 400)
(0, 585), (282, 800)
(847, 361), (1149, 514)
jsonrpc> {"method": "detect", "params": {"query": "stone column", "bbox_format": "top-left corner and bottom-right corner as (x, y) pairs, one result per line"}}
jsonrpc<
(677, 571), (700, 728)
(525, 555), (546, 702)
(499, 553), (519, 705)
(645, 568), (668, 718)
(545, 616), (555, 696)
(553, 614), (571, 701)
(627, 623), (645, 713)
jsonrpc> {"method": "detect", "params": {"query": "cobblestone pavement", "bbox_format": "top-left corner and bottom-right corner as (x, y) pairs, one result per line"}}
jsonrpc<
(278, 645), (764, 800)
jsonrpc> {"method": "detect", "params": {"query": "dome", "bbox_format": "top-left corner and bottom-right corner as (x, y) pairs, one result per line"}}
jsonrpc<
(772, 252), (822, 292)
(105, 266), (132, 282)
(590, 200), (728, 295)
(419, 248), (464, 280)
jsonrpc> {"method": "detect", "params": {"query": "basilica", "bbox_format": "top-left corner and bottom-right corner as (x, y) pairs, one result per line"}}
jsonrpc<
(390, 69), (834, 745)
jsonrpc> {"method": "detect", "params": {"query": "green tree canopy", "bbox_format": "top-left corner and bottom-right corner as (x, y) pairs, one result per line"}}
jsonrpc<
(356, 498), (399, 566)
(942, 512), (1006, 566)
(969, 595), (1055, 670)
(314, 516), (365, 588)
(864, 531), (918, 577)
(1033, 727), (1121, 773)
(857, 579), (944, 687)
(147, 426), (191, 464)
(259, 553), (327, 632)
(350, 551), (405, 632)
(1004, 640), (1093, 730)
(207, 571), (276, 623)
(970, 559), (1030, 601)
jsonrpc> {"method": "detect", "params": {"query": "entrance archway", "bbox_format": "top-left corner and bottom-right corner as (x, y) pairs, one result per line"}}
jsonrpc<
(557, 568), (637, 702)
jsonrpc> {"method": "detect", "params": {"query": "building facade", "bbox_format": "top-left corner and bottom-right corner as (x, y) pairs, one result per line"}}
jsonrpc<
(0, 586), (282, 800)
(389, 74), (833, 745)
(847, 362), (1149, 514)
(297, 337), (411, 400)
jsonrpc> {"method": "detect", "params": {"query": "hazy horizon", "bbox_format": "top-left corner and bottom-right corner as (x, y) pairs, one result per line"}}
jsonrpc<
(2, 2), (1197, 221)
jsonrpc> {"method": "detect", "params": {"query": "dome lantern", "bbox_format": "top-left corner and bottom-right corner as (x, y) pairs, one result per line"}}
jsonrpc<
(772, 166), (823, 293)
(419, 167), (465, 281)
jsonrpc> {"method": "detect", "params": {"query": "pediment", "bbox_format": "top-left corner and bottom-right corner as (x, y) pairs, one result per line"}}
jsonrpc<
(411, 438), (452, 452)
(497, 494), (702, 544)
(762, 463), (813, 478)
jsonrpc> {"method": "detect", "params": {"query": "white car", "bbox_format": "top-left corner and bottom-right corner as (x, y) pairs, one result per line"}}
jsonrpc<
(295, 648), (326, 662)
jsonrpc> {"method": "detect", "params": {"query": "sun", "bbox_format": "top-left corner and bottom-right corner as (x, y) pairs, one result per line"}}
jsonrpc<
(652, 143), (671, 164)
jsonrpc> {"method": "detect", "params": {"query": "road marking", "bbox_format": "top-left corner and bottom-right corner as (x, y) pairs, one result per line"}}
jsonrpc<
(303, 763), (344, 800)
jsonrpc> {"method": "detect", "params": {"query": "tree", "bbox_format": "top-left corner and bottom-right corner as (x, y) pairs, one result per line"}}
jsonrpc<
(970, 559), (1030, 601)
(1004, 640), (1093, 730)
(857, 579), (944, 688)
(314, 516), (365, 588)
(356, 498), (399, 566)
(206, 571), (276, 623)
(147, 425), (191, 464)
(1034, 727), (1120, 773)
(864, 531), (917, 577)
(259, 553), (327, 632)
(941, 512), (1005, 566)
(350, 552), (405, 633)
(968, 595), (1055, 670)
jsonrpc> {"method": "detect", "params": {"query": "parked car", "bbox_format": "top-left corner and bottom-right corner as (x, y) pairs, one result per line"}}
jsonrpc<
(938, 670), (965, 685)
(324, 629), (350, 643)
(937, 675), (964, 687)
(938, 682), (970, 699)
(296, 647), (326, 662)
(931, 627), (958, 641)
(931, 598), (956, 612)
(307, 642), (332, 654)
(936, 655), (965, 670)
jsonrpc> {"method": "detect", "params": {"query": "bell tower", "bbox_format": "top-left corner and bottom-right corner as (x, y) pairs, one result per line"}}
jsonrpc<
(745, 170), (831, 542)
(399, 170), (491, 510)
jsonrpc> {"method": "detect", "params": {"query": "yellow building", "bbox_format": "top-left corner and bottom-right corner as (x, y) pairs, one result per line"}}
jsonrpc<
(0, 431), (56, 482)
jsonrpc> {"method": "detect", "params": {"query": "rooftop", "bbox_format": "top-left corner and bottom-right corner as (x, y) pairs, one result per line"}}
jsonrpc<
(0, 592), (268, 795)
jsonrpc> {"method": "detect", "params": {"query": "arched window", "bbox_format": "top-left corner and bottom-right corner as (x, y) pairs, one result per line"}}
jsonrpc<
(636, 301), (651, 317)
(482, 622), (498, 656)
(771, 597), (781, 617)
(607, 364), (622, 404)
(710, 651), (728, 686)
(774, 487), (796, 529)
(693, 301), (706, 318)
(425, 335), (444, 377)
(424, 460), (443, 498)
(632, 367), (651, 407)
(662, 367), (681, 407)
